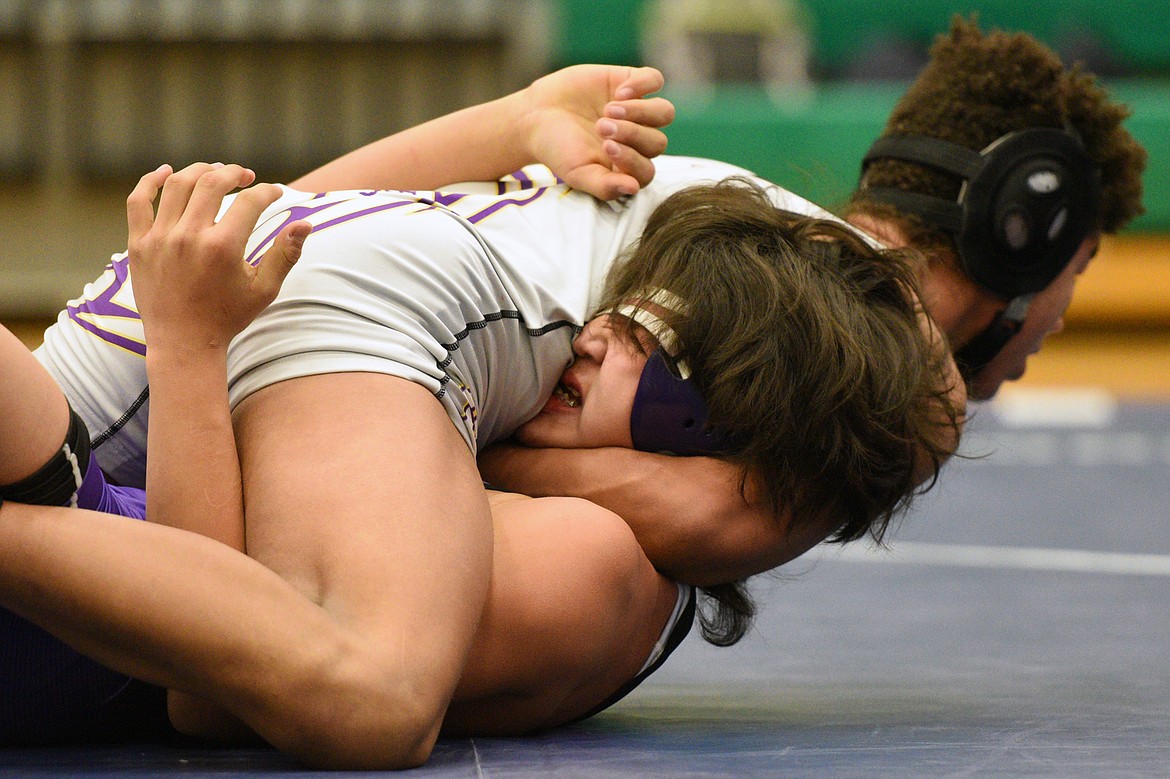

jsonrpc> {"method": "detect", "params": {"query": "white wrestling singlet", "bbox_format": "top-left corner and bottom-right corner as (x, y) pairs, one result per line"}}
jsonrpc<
(35, 157), (839, 487)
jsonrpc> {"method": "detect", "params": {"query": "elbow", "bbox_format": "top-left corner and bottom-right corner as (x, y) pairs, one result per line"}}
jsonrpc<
(246, 637), (447, 770)
(279, 711), (438, 771)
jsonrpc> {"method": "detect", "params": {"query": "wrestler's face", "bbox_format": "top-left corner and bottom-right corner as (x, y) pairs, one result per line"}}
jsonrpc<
(967, 235), (1099, 400)
(514, 314), (653, 449)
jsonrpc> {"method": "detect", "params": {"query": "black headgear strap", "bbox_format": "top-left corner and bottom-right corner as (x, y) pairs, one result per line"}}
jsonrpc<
(861, 128), (1101, 379)
(952, 294), (1034, 380)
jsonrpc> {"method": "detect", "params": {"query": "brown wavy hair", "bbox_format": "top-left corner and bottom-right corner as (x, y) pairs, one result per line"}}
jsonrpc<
(848, 16), (1146, 254)
(598, 178), (964, 645)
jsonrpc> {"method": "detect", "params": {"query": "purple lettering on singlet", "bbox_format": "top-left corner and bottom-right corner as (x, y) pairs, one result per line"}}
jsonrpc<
(246, 191), (462, 265)
(66, 256), (147, 356)
(245, 196), (350, 265)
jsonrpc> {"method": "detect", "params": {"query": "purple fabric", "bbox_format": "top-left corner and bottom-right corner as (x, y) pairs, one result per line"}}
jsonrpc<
(630, 349), (732, 456)
(75, 461), (146, 520)
(1, 463), (163, 743)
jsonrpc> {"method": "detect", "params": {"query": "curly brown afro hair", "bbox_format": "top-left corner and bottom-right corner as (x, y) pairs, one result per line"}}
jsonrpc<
(849, 16), (1146, 255)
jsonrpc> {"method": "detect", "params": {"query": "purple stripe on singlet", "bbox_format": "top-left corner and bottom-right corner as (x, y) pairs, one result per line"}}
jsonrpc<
(312, 199), (423, 233)
(66, 257), (147, 357)
(246, 193), (444, 265)
(433, 192), (467, 207)
(466, 187), (548, 224)
(512, 169), (534, 190)
(245, 195), (348, 265)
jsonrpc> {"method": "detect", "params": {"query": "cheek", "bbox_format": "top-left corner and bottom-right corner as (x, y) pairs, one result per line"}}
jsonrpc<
(589, 353), (647, 448)
(585, 380), (638, 448)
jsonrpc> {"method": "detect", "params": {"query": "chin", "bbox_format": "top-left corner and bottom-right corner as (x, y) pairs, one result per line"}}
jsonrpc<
(513, 418), (572, 449)
(511, 419), (542, 446)
(969, 374), (1006, 401)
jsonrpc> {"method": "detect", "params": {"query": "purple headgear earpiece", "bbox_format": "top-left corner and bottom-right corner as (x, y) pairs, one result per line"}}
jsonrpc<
(616, 293), (732, 456)
(630, 349), (732, 455)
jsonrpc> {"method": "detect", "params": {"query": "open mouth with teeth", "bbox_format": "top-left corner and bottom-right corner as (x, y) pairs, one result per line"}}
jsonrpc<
(553, 381), (581, 408)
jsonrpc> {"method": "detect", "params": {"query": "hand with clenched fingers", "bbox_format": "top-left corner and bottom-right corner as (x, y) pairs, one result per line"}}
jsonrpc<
(127, 162), (311, 350)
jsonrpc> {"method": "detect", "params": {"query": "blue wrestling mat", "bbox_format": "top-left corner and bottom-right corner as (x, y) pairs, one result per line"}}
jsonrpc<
(4, 397), (1169, 777)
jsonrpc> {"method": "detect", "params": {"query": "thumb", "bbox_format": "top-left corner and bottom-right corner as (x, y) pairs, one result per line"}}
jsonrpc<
(255, 220), (310, 299)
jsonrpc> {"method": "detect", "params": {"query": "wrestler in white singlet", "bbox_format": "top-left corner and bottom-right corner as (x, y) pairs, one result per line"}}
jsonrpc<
(36, 156), (841, 488)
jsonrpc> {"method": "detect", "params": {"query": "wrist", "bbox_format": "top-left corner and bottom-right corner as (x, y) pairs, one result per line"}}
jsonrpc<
(510, 85), (542, 168)
(144, 340), (230, 377)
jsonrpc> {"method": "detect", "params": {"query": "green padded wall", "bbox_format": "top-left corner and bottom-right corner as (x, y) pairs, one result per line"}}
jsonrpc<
(553, 1), (1170, 231)
(663, 82), (1169, 231)
(553, 0), (1170, 71)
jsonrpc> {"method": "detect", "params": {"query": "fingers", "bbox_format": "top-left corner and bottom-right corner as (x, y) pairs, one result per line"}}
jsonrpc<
(128, 161), (282, 283)
(154, 163), (256, 231)
(598, 116), (669, 159)
(128, 161), (274, 256)
(182, 164), (260, 228)
(565, 161), (642, 200)
(597, 119), (663, 190)
(215, 180), (285, 241)
(153, 162), (220, 230)
(612, 66), (665, 101)
(598, 96), (672, 192)
(126, 164), (173, 246)
(604, 96), (675, 129)
(609, 68), (673, 137)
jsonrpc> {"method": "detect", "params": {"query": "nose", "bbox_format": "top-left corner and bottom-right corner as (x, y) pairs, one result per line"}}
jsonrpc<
(572, 322), (607, 362)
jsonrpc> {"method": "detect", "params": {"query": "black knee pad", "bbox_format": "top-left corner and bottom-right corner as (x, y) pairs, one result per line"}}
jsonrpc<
(0, 407), (92, 508)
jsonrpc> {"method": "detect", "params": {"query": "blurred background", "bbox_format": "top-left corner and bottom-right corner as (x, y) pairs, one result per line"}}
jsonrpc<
(2, 0), (1167, 398)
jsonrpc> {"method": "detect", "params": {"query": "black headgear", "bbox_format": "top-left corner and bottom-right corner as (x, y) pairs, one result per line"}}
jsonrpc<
(860, 128), (1101, 376)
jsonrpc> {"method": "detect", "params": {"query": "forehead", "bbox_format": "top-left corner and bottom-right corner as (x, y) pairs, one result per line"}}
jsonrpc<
(604, 307), (670, 354)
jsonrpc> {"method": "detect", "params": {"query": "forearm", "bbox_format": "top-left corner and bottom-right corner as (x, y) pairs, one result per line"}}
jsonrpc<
(144, 345), (245, 551)
(479, 443), (826, 585)
(144, 343), (257, 734)
(289, 91), (532, 193)
(0, 501), (344, 725)
(0, 326), (70, 483)
(289, 64), (671, 200)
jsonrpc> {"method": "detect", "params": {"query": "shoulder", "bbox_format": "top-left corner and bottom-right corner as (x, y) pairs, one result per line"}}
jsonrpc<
(490, 493), (643, 570)
(448, 494), (679, 733)
(648, 156), (840, 217)
(649, 155), (761, 189)
(486, 491), (672, 653)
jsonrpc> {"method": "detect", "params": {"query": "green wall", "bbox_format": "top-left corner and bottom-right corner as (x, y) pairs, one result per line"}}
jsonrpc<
(551, 0), (1170, 232)
(662, 82), (1169, 231)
